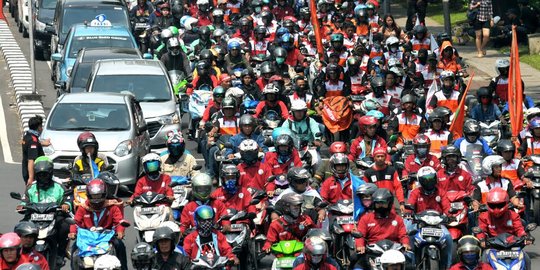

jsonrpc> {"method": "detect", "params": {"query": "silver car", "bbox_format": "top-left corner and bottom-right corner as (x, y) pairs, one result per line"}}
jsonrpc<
(41, 92), (150, 184)
(86, 59), (180, 147)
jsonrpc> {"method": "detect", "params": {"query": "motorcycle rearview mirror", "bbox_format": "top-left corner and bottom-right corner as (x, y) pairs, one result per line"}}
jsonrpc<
(104, 165), (115, 172)
(267, 175), (276, 182)
(250, 198), (261, 205)
(448, 207), (459, 214)
(471, 227), (483, 235)
(351, 231), (363, 238)
(120, 220), (131, 228)
(463, 196), (472, 204)
(118, 185), (132, 195)
(10, 192), (22, 201)
(407, 229), (418, 236)
(193, 165), (202, 171)
(223, 142), (233, 149)
(316, 201), (329, 209)
(526, 223), (537, 232)
(230, 211), (247, 222)
(395, 162), (405, 170)
(403, 203), (415, 211)
(246, 212), (256, 219)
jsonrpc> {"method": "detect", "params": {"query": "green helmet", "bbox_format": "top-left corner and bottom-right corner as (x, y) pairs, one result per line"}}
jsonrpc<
(330, 33), (344, 42)
(168, 26), (179, 37)
(34, 156), (53, 174)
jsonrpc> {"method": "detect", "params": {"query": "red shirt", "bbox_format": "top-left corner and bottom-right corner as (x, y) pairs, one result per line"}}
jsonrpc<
(70, 201), (126, 234)
(130, 174), (173, 203)
(263, 215), (315, 250)
(0, 257), (30, 270)
(449, 262), (493, 270)
(477, 211), (526, 240)
(201, 100), (220, 122)
(183, 230), (235, 260)
(407, 188), (450, 214)
(21, 250), (49, 270)
(179, 200), (230, 233)
(363, 165), (405, 203)
(294, 263), (338, 270)
(320, 175), (353, 204)
(271, 6), (294, 21)
(402, 154), (442, 179)
(437, 168), (474, 195)
(253, 100), (290, 120)
(348, 135), (388, 161)
(211, 187), (256, 214)
(263, 150), (302, 192)
(355, 211), (409, 247)
(237, 161), (271, 190)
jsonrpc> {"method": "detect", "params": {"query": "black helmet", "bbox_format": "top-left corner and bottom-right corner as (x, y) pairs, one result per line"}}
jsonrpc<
(131, 242), (155, 269)
(239, 114), (256, 127)
(153, 226), (175, 244)
(199, 49), (214, 62)
(326, 63), (340, 75)
(14, 264), (41, 270)
(275, 134), (294, 156)
(370, 76), (384, 88)
(330, 153), (349, 179)
(283, 19), (295, 28)
(14, 221), (38, 237)
(196, 60), (211, 73)
(463, 119), (480, 142)
(287, 167), (311, 192)
(356, 183), (378, 197)
(222, 97), (237, 109)
(372, 188), (393, 217)
(401, 94), (417, 105)
(497, 139), (515, 154)
(277, 193), (303, 220)
(476, 87), (492, 100)
(428, 111), (444, 123)
(199, 26), (212, 39)
(260, 61), (275, 75)
(34, 157), (54, 189)
(255, 25), (267, 35)
(220, 164), (240, 194)
(442, 145), (461, 164)
(417, 167), (438, 194)
(240, 16), (252, 27)
(305, 228), (333, 242)
(273, 47), (288, 58)
(433, 106), (452, 120)
(414, 25), (427, 36)
(457, 235), (481, 266)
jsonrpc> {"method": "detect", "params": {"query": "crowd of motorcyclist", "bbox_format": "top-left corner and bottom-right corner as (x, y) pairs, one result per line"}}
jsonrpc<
(3, 0), (540, 268)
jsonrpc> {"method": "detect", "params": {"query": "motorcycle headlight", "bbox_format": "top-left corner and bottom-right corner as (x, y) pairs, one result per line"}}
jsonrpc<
(35, 19), (47, 32)
(43, 145), (55, 155)
(114, 140), (132, 157)
(158, 113), (180, 125)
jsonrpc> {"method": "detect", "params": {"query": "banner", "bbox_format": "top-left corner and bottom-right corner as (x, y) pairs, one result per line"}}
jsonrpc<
(425, 80), (438, 110)
(449, 71), (475, 139)
(309, 0), (324, 59)
(508, 25), (523, 137)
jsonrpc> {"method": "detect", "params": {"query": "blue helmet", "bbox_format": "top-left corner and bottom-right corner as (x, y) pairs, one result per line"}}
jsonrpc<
(280, 33), (294, 51)
(275, 27), (290, 39)
(272, 127), (294, 142)
(366, 110), (385, 120)
(193, 205), (215, 225)
(227, 41), (241, 51)
(529, 117), (540, 131)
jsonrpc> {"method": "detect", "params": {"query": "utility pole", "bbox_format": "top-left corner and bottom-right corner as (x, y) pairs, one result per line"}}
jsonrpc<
(383, 0), (391, 16)
(442, 0), (452, 38)
(28, 0), (36, 94)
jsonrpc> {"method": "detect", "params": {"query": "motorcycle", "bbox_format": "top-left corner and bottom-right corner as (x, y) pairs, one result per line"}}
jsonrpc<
(223, 209), (258, 270)
(461, 143), (485, 183)
(248, 188), (271, 263)
(479, 120), (501, 149)
(526, 158), (540, 224)
(365, 239), (406, 270)
(71, 227), (118, 270)
(169, 176), (192, 220)
(270, 240), (304, 270)
(446, 191), (472, 241)
(131, 16), (149, 52)
(191, 253), (230, 269)
(189, 87), (213, 140)
(328, 199), (356, 269)
(472, 223), (537, 270)
(267, 174), (289, 205)
(132, 192), (172, 243)
(169, 70), (189, 114)
(406, 208), (449, 270)
(11, 192), (67, 270)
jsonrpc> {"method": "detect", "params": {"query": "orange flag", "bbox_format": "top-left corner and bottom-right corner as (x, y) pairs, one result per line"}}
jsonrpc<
(449, 71), (475, 139)
(508, 25), (523, 137)
(309, 0), (324, 60)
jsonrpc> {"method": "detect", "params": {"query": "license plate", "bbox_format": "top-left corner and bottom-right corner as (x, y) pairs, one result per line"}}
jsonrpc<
(450, 202), (464, 210)
(140, 207), (160, 215)
(230, 224), (244, 232)
(421, 227), (443, 237)
(276, 257), (295, 268)
(31, 213), (55, 222)
(336, 216), (355, 224)
(497, 250), (520, 259)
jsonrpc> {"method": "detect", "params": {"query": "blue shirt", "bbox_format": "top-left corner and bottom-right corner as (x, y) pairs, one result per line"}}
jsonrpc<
(224, 132), (268, 157)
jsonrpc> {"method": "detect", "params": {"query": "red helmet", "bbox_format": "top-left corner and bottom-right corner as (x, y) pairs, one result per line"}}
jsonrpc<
(87, 179), (107, 206)
(77, 132), (99, 153)
(413, 134), (431, 147)
(373, 147), (387, 157)
(486, 187), (509, 218)
(359, 115), (378, 133)
(0, 232), (21, 250)
(329, 141), (347, 154)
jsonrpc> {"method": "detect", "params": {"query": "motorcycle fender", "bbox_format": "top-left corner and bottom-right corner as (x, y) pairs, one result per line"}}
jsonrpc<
(345, 234), (356, 249)
(533, 188), (540, 199)
(427, 245), (440, 260)
(144, 231), (155, 243)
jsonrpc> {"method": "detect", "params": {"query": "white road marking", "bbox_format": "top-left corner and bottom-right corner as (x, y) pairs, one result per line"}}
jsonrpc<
(46, 61), (52, 70)
(0, 94), (19, 164)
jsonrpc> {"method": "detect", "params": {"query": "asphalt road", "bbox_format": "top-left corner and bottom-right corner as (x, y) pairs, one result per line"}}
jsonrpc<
(0, 5), (539, 269)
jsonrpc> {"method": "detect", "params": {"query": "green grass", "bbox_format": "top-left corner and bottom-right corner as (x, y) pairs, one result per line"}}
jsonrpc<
(499, 46), (540, 71)
(426, 2), (468, 25)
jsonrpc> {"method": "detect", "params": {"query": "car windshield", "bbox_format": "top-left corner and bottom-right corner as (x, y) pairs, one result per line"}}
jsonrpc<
(40, 0), (56, 9)
(62, 7), (129, 34)
(48, 103), (130, 131)
(70, 63), (92, 90)
(69, 36), (134, 58)
(91, 75), (171, 102)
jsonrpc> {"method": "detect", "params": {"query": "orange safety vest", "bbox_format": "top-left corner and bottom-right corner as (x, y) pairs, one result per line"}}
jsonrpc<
(410, 37), (430, 51)
(425, 129), (451, 158)
(218, 117), (239, 135)
(325, 81), (344, 97)
(477, 179), (511, 204)
(502, 159), (521, 186)
(397, 113), (423, 140)
(525, 137), (540, 156)
(435, 90), (460, 113)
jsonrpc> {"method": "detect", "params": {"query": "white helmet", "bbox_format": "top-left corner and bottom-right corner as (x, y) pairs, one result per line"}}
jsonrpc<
(291, 99), (308, 111)
(379, 250), (406, 267)
(482, 155), (505, 175)
(212, 8), (224, 17)
(526, 107), (540, 121)
(94, 255), (121, 270)
(385, 36), (399, 47)
(182, 17), (199, 31)
(197, 0), (209, 4)
(495, 58), (510, 69)
(226, 87), (244, 100)
(440, 70), (455, 80)
(239, 139), (259, 152)
(141, 152), (161, 165)
(263, 83), (280, 94)
(142, 153), (162, 180)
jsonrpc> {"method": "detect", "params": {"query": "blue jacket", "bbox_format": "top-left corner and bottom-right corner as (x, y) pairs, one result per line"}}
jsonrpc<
(501, 96), (535, 114)
(469, 104), (501, 123)
(224, 132), (268, 157)
(453, 137), (494, 156)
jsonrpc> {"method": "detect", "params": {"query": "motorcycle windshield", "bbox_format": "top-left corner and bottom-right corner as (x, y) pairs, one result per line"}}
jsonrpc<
(76, 229), (115, 257)
(271, 240), (304, 255)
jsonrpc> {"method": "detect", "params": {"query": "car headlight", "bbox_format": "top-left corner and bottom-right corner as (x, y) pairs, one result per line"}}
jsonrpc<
(114, 140), (132, 157)
(35, 20), (46, 32)
(158, 113), (180, 125)
(43, 145), (55, 155)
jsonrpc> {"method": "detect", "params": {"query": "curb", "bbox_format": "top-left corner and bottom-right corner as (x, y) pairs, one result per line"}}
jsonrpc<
(0, 21), (45, 132)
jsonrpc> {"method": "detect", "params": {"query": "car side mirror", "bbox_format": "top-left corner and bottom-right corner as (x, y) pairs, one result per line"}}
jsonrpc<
(51, 53), (62, 61)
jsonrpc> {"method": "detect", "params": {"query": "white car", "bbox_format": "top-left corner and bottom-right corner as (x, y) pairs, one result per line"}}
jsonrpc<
(17, 0), (29, 37)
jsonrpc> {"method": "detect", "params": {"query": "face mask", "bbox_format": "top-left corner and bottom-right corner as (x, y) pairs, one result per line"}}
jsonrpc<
(148, 171), (161, 181)
(37, 175), (52, 190)
(416, 148), (428, 158)
(224, 179), (238, 194)
(169, 144), (184, 157)
(242, 151), (258, 164)
(390, 47), (398, 53)
(290, 206), (301, 218)
(462, 253), (479, 266)
(197, 220), (213, 237)
(276, 57), (286, 64)
(278, 154), (290, 163)
(311, 254), (323, 264)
